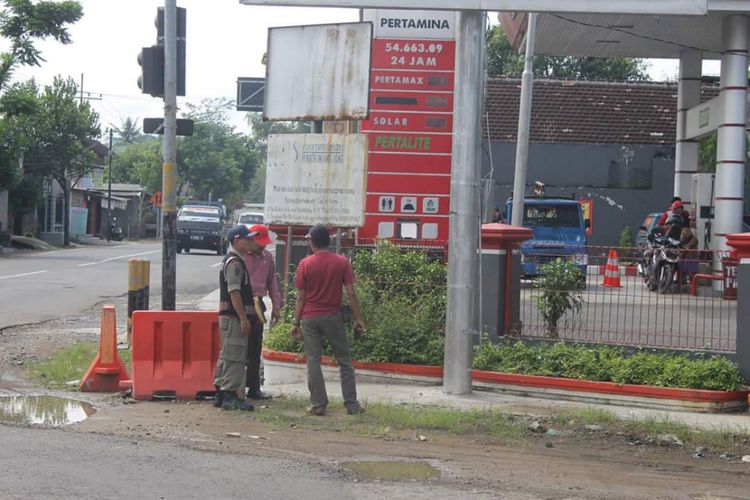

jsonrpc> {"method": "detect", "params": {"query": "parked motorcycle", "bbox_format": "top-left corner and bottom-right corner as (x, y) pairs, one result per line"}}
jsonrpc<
(110, 218), (123, 242)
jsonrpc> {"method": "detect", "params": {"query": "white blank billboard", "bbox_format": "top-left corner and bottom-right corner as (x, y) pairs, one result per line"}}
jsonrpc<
(264, 22), (372, 121)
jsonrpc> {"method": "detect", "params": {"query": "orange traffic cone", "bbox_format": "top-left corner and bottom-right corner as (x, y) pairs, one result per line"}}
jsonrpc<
(602, 250), (621, 288)
(80, 305), (131, 392)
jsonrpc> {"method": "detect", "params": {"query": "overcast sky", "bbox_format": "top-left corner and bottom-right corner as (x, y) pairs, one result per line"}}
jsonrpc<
(7, 1), (719, 138)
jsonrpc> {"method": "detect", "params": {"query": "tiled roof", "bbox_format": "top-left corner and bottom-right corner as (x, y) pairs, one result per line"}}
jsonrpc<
(483, 78), (719, 145)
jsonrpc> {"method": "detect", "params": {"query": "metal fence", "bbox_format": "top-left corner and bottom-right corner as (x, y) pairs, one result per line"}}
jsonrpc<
(518, 246), (737, 353)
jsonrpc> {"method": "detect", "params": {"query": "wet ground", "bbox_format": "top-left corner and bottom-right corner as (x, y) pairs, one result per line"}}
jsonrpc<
(0, 395), (95, 426)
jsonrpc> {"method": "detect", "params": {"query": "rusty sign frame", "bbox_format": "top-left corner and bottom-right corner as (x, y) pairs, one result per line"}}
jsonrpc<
(264, 22), (373, 121)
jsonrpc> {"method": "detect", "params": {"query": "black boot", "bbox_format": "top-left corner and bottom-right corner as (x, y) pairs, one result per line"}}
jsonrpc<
(221, 392), (254, 412)
(213, 386), (224, 408)
(247, 388), (272, 400)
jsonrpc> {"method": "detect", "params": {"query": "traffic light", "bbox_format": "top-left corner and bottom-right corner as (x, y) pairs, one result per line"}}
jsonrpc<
(157, 7), (186, 96)
(137, 7), (186, 98)
(137, 46), (164, 98)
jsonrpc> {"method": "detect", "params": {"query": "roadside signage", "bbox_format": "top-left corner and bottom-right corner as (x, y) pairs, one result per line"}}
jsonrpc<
(264, 22), (373, 121)
(264, 134), (368, 227)
(358, 9), (456, 244)
(236, 77), (265, 112)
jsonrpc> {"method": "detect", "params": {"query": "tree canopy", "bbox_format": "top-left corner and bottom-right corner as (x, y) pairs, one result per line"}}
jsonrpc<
(0, 0), (83, 193)
(20, 76), (100, 245)
(486, 25), (649, 82)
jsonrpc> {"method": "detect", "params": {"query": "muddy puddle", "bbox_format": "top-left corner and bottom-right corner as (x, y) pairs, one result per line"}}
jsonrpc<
(343, 460), (440, 481)
(0, 395), (96, 426)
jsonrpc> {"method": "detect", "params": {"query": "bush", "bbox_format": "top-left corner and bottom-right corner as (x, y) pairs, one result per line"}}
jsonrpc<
(535, 259), (585, 337)
(474, 341), (743, 391)
(264, 241), (447, 366)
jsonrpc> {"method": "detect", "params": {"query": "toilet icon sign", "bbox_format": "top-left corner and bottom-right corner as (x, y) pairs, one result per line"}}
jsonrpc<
(379, 196), (395, 212)
(423, 197), (439, 214)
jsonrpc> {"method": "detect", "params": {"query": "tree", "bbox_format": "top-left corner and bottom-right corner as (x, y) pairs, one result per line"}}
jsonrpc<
(0, 0), (83, 192)
(113, 117), (143, 148)
(22, 76), (100, 246)
(486, 25), (649, 82)
(177, 98), (260, 208)
(111, 138), (161, 192)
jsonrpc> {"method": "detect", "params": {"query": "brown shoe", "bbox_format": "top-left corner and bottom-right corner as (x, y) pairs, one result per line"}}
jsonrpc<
(307, 406), (326, 416)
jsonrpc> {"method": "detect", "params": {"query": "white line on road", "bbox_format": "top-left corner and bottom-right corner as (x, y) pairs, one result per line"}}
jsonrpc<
(0, 270), (48, 280)
(77, 250), (160, 268)
(210, 262), (222, 268)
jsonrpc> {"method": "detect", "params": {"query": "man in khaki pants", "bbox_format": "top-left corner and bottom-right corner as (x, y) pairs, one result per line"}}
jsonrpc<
(213, 225), (257, 411)
(289, 225), (365, 416)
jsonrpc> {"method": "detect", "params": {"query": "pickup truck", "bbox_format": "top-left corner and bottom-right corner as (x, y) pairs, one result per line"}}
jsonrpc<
(176, 204), (227, 255)
(505, 198), (588, 277)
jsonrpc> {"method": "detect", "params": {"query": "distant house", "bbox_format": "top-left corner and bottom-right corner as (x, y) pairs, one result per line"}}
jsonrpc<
(482, 78), (719, 246)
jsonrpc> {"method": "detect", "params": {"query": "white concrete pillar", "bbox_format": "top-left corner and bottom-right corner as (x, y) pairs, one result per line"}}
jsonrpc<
(715, 15), (748, 250)
(674, 50), (702, 210)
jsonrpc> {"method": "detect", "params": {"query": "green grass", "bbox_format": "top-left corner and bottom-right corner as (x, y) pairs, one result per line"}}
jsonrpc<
(26, 342), (132, 390)
(254, 397), (750, 455)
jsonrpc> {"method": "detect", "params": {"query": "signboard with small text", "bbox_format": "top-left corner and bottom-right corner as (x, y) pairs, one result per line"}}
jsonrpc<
(264, 134), (368, 226)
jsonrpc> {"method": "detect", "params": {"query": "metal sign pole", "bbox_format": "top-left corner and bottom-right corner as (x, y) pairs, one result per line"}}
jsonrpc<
(161, 0), (178, 310)
(443, 10), (484, 395)
(510, 13), (537, 227)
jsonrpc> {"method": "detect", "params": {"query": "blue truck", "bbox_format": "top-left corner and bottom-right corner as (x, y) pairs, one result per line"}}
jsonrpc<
(505, 198), (588, 277)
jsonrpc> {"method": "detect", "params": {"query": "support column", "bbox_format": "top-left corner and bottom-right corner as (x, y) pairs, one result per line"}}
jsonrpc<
(674, 50), (702, 209)
(444, 10), (484, 396)
(715, 15), (748, 251)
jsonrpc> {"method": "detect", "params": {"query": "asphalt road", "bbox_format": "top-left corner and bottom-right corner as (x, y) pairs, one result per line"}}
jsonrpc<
(0, 425), (504, 500)
(0, 242), (222, 330)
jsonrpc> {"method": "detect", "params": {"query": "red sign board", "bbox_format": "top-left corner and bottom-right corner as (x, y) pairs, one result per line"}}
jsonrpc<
(359, 15), (456, 245)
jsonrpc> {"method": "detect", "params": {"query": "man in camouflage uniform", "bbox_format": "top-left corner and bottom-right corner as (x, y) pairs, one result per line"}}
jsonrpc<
(213, 225), (257, 411)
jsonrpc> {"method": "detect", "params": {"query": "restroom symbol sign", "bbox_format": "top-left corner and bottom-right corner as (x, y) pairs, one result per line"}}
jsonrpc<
(379, 196), (395, 212)
(423, 197), (439, 214)
(400, 197), (417, 213)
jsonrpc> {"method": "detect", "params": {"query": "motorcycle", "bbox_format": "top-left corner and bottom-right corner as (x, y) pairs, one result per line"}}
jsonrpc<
(110, 218), (124, 242)
(642, 230), (681, 294)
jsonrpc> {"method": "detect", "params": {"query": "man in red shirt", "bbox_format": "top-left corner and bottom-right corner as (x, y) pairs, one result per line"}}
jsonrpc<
(289, 224), (365, 416)
(243, 224), (280, 400)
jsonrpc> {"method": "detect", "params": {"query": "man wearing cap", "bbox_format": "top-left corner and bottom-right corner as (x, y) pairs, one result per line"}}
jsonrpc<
(243, 224), (280, 400)
(289, 224), (365, 416)
(213, 224), (257, 412)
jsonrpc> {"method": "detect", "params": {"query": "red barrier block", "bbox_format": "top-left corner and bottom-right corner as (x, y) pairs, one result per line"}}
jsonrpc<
(80, 305), (131, 392)
(130, 310), (220, 400)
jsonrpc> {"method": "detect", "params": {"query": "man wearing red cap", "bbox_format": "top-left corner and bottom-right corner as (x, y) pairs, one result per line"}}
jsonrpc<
(243, 224), (280, 400)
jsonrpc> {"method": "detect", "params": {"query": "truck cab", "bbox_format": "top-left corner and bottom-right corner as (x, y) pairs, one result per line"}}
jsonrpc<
(176, 204), (227, 255)
(505, 198), (588, 277)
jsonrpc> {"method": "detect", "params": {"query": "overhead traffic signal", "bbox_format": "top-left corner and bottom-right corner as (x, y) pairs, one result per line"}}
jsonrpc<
(137, 7), (186, 98)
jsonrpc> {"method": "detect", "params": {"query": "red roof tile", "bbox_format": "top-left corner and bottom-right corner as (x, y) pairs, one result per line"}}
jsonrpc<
(483, 79), (719, 145)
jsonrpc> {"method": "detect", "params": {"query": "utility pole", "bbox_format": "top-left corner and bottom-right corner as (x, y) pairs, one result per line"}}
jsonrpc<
(443, 11), (484, 396)
(107, 128), (113, 242)
(161, 0), (178, 310)
(510, 13), (537, 227)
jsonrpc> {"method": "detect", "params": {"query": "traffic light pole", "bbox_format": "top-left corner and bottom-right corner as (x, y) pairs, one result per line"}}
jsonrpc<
(161, 0), (178, 310)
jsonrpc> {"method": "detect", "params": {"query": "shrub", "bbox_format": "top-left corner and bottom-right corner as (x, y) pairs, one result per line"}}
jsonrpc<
(535, 259), (585, 337)
(473, 341), (743, 391)
(264, 241), (447, 366)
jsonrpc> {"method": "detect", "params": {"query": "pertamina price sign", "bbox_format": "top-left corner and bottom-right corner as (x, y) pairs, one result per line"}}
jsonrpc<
(359, 9), (456, 244)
